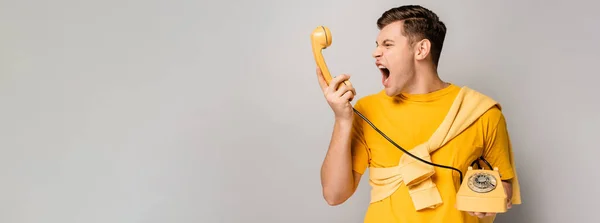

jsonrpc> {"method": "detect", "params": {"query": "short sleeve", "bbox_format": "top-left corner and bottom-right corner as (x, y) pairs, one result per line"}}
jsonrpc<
(482, 109), (516, 181)
(350, 101), (371, 175)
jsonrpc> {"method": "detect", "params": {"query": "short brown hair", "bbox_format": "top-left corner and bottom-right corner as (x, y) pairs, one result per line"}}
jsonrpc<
(377, 5), (447, 66)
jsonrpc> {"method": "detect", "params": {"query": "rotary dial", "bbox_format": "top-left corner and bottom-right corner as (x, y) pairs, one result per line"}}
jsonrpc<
(467, 172), (497, 193)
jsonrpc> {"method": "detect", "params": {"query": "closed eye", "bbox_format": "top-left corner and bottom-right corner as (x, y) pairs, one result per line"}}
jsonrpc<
(376, 39), (394, 48)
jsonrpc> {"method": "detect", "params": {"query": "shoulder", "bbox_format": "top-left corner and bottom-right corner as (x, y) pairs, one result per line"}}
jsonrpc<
(463, 86), (506, 130)
(480, 105), (504, 126)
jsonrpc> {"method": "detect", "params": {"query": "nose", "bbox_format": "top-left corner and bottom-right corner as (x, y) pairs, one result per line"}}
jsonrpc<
(372, 46), (382, 59)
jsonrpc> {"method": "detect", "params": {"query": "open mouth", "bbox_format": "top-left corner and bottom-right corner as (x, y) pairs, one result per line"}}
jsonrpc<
(380, 67), (390, 78)
(378, 65), (390, 85)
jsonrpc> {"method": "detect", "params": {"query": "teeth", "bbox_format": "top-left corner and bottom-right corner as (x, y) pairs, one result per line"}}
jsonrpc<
(378, 65), (386, 69)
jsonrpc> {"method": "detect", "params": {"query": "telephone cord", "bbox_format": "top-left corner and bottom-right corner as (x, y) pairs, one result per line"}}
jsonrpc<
(352, 107), (465, 183)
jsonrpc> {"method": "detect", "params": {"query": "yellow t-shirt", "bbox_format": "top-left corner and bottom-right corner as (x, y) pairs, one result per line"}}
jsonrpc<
(350, 84), (516, 223)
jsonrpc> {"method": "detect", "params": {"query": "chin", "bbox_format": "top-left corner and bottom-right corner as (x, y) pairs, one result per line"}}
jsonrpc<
(384, 87), (401, 97)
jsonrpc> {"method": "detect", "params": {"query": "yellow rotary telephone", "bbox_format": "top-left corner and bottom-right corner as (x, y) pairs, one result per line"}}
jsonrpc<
(456, 159), (508, 213)
(310, 25), (507, 214)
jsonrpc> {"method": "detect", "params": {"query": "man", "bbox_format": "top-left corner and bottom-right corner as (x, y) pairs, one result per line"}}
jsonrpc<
(316, 5), (521, 223)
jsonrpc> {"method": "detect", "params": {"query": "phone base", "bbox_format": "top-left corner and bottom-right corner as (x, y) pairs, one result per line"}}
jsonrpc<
(456, 195), (507, 213)
(456, 167), (507, 213)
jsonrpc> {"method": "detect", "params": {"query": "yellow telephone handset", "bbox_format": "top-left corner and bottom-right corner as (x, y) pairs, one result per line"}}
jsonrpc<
(310, 25), (351, 87)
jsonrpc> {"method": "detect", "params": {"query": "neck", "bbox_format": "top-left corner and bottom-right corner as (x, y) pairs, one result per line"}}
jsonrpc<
(402, 65), (448, 95)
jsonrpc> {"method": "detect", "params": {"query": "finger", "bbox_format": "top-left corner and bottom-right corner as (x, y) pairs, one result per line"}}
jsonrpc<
(485, 212), (496, 217)
(474, 212), (486, 218)
(326, 75), (340, 95)
(334, 84), (349, 97)
(327, 76), (342, 96)
(339, 85), (356, 102)
(316, 67), (328, 91)
(341, 81), (356, 97)
(341, 90), (354, 102)
(329, 74), (349, 93)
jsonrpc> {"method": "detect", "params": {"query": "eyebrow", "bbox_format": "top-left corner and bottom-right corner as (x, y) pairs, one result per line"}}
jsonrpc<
(376, 39), (394, 45)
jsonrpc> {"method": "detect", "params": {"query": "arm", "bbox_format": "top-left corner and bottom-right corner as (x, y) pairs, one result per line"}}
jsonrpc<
(502, 180), (513, 209)
(315, 69), (369, 206)
(320, 118), (363, 206)
(469, 107), (516, 218)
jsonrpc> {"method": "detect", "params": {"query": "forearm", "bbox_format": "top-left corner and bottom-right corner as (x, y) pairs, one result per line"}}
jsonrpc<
(320, 118), (356, 205)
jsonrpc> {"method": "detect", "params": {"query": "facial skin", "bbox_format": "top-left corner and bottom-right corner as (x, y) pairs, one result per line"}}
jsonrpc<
(372, 21), (443, 97)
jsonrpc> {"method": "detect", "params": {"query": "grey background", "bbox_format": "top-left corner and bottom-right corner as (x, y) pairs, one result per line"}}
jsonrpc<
(1, 0), (598, 222)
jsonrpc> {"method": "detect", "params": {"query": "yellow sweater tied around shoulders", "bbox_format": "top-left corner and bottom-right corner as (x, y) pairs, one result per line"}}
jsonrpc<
(368, 87), (522, 211)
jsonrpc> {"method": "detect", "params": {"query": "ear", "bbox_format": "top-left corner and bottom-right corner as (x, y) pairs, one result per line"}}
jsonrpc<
(414, 39), (431, 61)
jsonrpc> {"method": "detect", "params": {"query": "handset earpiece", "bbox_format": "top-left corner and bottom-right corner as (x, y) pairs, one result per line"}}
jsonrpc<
(311, 25), (351, 86)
